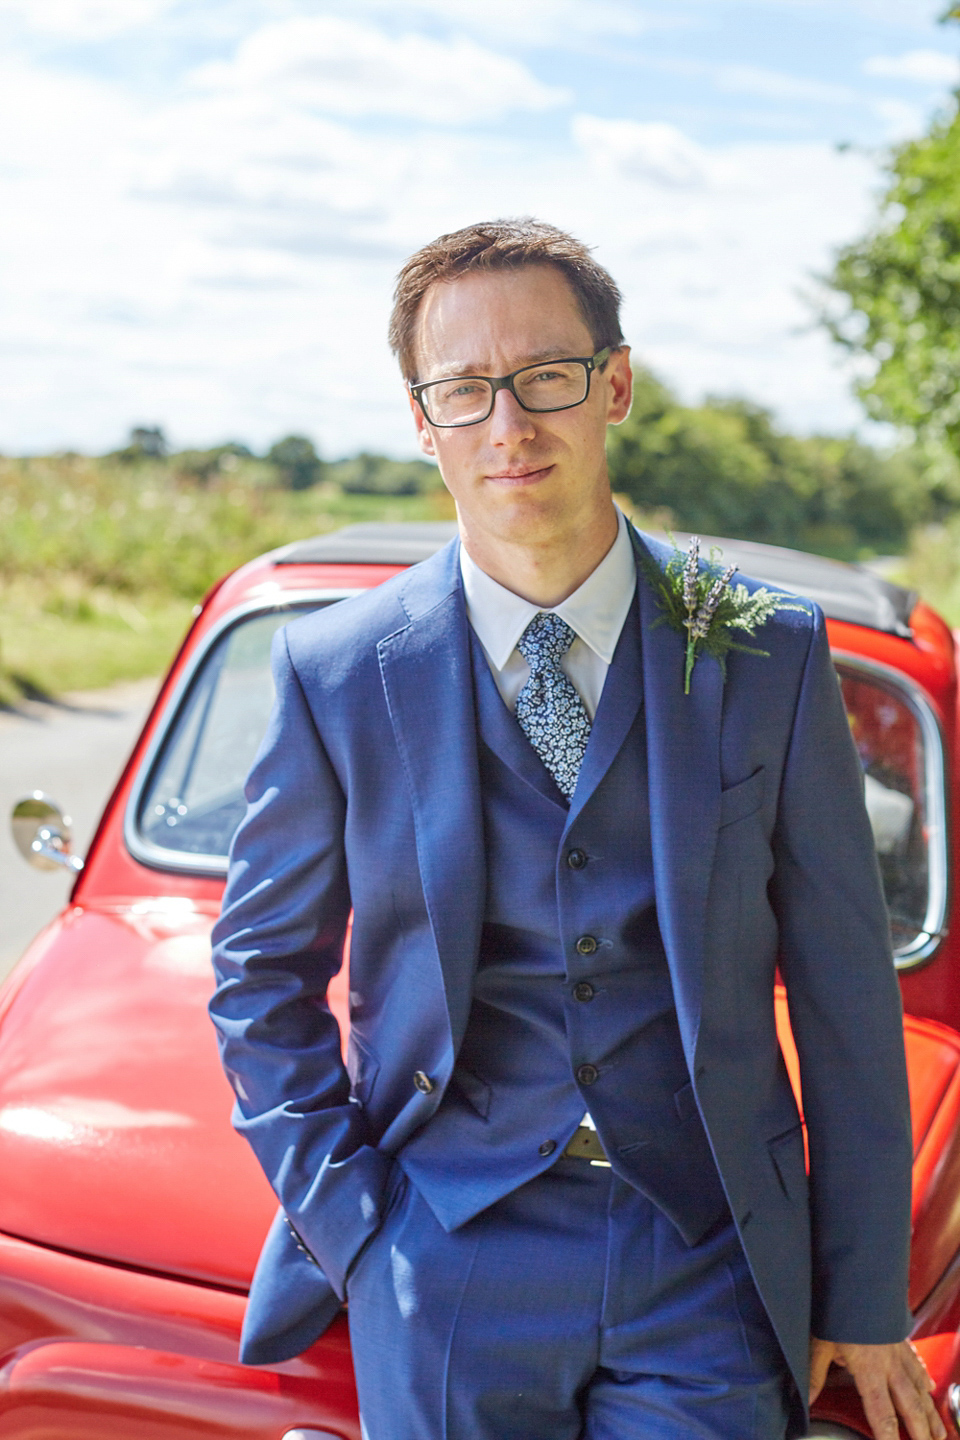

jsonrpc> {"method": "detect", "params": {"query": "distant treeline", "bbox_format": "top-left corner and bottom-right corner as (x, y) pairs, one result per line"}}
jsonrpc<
(0, 384), (950, 701)
(15, 368), (942, 567)
(108, 428), (441, 498)
(144, 371), (931, 559)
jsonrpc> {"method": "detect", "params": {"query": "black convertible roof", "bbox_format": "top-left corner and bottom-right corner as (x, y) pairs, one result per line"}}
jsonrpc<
(274, 522), (916, 639)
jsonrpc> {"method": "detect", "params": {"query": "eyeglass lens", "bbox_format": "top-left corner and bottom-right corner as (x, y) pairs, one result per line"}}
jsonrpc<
(420, 360), (590, 426)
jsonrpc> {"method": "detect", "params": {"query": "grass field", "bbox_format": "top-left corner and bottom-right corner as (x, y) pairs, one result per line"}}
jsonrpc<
(0, 453), (454, 704)
(896, 522), (960, 628)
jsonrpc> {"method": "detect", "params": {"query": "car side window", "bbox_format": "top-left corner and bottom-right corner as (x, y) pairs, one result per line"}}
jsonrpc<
(837, 663), (943, 962)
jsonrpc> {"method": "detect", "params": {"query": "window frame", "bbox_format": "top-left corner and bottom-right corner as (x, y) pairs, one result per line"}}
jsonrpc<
(124, 590), (359, 877)
(832, 650), (950, 970)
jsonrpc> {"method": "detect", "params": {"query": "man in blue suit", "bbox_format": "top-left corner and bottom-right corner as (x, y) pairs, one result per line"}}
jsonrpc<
(211, 219), (942, 1439)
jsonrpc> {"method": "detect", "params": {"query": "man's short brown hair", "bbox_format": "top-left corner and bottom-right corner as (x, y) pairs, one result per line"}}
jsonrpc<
(388, 217), (625, 381)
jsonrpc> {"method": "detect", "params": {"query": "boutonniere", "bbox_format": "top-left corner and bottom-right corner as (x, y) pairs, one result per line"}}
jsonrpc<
(641, 536), (809, 694)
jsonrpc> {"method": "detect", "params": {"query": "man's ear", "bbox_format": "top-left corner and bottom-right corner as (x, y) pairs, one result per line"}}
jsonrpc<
(408, 389), (437, 458)
(605, 346), (633, 427)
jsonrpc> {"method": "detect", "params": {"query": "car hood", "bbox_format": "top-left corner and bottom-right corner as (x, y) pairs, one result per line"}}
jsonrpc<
(0, 900), (279, 1290)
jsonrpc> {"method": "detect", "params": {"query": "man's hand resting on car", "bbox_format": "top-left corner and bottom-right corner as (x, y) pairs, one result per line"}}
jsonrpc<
(810, 1337), (946, 1440)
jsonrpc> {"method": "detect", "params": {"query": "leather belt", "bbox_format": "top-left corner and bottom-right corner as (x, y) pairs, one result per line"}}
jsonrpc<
(563, 1124), (611, 1166)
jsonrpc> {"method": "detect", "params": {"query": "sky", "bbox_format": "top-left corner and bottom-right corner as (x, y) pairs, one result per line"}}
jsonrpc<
(0, 0), (957, 459)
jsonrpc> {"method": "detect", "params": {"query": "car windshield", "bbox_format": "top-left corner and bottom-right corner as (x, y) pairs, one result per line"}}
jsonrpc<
(136, 604), (331, 860)
(133, 606), (944, 961)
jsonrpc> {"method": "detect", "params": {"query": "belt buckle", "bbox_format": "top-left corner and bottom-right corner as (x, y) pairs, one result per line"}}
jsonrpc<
(563, 1124), (611, 1167)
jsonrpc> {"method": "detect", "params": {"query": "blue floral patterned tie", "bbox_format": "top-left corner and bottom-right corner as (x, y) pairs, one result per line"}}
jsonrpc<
(515, 612), (591, 800)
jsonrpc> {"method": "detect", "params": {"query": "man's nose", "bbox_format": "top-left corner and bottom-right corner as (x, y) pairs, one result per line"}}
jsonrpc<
(487, 386), (537, 444)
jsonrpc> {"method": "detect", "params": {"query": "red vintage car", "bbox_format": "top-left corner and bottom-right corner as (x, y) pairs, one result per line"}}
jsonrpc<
(1, 520), (958, 1439)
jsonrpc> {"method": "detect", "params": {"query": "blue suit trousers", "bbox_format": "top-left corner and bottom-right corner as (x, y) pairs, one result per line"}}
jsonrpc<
(346, 1158), (792, 1440)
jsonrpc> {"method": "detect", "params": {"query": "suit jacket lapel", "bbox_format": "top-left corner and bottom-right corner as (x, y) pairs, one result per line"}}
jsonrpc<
(377, 541), (486, 1053)
(633, 528), (723, 1060)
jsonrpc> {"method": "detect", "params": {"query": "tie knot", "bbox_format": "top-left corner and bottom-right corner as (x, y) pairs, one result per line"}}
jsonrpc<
(517, 611), (576, 671)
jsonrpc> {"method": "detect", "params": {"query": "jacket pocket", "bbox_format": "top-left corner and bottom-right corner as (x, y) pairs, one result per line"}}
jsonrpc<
(719, 766), (765, 829)
(451, 1064), (492, 1119)
(346, 1030), (380, 1107)
(768, 1123), (807, 1204)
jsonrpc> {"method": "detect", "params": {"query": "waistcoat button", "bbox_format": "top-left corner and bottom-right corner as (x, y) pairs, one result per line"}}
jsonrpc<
(566, 848), (587, 870)
(413, 1070), (435, 1094)
(576, 935), (598, 955)
(576, 1063), (599, 1086)
(539, 1140), (557, 1157)
(573, 981), (595, 1002)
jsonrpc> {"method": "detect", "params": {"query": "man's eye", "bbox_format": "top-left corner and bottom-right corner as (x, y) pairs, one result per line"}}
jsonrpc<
(442, 381), (484, 399)
(529, 368), (565, 383)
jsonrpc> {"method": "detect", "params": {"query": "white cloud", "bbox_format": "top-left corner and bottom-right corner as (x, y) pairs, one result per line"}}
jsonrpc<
(0, 45), (881, 455)
(871, 97), (929, 139)
(189, 16), (569, 125)
(0, 5), (928, 456)
(715, 66), (856, 106)
(864, 49), (960, 86)
(572, 117), (712, 188)
(131, 94), (410, 225)
(1, 0), (177, 39)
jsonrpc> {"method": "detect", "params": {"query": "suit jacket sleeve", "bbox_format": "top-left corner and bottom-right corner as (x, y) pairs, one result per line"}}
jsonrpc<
(209, 626), (392, 1300)
(771, 605), (913, 1343)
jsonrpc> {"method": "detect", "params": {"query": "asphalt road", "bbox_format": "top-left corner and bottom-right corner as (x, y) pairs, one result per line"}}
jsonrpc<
(0, 678), (159, 982)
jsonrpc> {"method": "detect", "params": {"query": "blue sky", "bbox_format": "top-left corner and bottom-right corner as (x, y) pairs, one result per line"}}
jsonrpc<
(0, 0), (956, 457)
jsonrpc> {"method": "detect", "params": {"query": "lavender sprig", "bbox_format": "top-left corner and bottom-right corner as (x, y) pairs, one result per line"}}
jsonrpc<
(638, 535), (809, 694)
(682, 535), (700, 621)
(684, 561), (737, 690)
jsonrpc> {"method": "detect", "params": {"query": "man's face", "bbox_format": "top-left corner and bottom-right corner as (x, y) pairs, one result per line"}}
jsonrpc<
(409, 264), (632, 552)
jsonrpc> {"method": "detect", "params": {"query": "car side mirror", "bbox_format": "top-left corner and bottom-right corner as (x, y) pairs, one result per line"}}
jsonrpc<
(11, 792), (84, 874)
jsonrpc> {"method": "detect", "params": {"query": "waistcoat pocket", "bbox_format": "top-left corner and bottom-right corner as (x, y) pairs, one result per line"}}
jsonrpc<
(451, 1064), (493, 1119)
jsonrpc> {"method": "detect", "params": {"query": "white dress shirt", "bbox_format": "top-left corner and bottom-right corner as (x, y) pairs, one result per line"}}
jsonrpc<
(460, 508), (638, 1141)
(459, 507), (637, 721)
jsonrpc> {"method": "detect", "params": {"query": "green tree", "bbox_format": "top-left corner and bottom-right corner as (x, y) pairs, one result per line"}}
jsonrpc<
(267, 435), (323, 490)
(821, 15), (960, 492)
(330, 452), (439, 496)
(607, 369), (921, 555)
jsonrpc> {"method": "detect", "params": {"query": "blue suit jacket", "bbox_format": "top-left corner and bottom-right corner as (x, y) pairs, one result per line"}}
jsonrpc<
(210, 528), (912, 1399)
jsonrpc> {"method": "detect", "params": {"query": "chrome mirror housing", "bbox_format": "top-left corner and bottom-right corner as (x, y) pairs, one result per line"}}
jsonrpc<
(11, 792), (84, 874)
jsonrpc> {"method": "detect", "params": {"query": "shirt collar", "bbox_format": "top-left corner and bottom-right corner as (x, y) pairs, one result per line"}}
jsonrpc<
(459, 508), (636, 671)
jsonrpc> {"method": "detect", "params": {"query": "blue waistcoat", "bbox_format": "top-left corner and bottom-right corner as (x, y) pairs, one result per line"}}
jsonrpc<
(398, 592), (728, 1246)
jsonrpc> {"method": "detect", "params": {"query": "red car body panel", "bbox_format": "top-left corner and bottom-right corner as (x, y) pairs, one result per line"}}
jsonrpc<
(0, 901), (353, 1292)
(0, 1234), (359, 1438)
(0, 902), (266, 1287)
(3, 538), (960, 1437)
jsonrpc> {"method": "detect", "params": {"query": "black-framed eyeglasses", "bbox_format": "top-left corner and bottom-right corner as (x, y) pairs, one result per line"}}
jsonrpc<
(409, 347), (613, 428)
